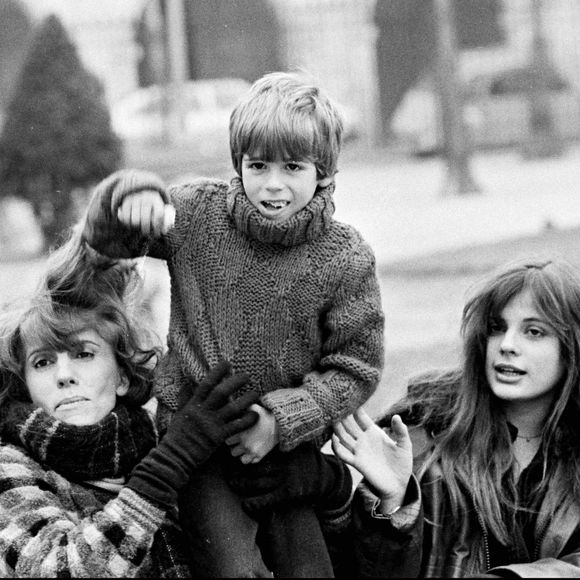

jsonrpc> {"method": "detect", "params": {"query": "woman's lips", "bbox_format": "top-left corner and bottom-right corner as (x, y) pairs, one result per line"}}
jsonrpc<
(55, 396), (89, 410)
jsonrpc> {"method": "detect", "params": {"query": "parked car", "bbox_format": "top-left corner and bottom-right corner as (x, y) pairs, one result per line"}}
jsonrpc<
(391, 65), (580, 155)
(112, 77), (361, 157)
(111, 78), (251, 157)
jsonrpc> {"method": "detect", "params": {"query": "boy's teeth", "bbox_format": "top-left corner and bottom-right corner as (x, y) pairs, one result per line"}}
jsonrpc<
(264, 201), (288, 209)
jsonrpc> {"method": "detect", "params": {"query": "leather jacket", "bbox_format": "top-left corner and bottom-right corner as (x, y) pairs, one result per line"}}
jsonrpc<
(342, 427), (580, 578)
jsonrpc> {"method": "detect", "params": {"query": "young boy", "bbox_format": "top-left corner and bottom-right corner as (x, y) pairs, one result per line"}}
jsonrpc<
(82, 71), (384, 576)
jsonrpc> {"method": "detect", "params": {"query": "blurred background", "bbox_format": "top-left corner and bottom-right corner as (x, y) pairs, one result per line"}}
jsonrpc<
(2, 0), (580, 414)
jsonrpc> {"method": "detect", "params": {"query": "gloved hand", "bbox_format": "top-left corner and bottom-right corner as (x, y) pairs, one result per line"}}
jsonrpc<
(228, 441), (353, 514)
(127, 361), (259, 509)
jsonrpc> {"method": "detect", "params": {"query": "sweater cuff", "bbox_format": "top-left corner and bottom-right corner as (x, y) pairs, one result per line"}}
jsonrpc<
(261, 388), (325, 451)
(107, 487), (167, 533)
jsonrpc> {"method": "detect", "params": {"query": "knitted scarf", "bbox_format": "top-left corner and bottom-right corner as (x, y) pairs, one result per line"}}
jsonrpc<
(1, 401), (158, 481)
(226, 176), (336, 246)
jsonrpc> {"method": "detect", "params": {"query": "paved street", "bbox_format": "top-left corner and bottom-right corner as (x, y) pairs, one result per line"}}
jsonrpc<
(334, 144), (580, 265)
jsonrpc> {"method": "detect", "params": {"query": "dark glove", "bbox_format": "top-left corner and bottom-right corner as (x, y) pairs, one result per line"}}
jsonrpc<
(228, 441), (353, 514)
(127, 361), (259, 509)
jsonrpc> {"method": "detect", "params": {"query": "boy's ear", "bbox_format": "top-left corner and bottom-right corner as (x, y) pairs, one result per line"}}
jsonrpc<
(317, 176), (333, 188)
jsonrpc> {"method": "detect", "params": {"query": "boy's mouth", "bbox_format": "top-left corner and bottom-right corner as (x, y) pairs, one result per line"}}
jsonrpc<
(262, 200), (290, 210)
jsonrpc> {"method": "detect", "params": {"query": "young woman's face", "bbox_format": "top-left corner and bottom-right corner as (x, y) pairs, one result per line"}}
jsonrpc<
(485, 289), (564, 409)
(23, 328), (128, 426)
(241, 154), (331, 222)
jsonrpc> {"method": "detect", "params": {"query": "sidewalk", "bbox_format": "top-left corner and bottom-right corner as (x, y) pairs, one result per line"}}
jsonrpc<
(333, 144), (580, 266)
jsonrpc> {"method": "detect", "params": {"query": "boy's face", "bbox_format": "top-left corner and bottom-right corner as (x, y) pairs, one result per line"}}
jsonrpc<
(241, 154), (331, 222)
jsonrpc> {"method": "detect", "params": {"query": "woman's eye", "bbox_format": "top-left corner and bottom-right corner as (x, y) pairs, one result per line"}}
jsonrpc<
(488, 320), (504, 334)
(75, 350), (94, 360)
(32, 358), (51, 369)
(527, 326), (546, 338)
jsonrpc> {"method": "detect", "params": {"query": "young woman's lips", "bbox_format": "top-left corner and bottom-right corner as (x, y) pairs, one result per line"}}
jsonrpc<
(493, 363), (526, 382)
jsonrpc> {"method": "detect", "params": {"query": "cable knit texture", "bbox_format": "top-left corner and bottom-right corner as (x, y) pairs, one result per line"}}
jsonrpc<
(83, 171), (385, 450)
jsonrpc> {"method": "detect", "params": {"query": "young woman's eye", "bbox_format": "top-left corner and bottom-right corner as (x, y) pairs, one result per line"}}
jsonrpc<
(526, 326), (546, 338)
(75, 350), (95, 360)
(488, 319), (505, 335)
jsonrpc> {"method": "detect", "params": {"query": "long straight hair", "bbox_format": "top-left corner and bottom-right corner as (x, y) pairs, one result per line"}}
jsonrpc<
(412, 258), (580, 544)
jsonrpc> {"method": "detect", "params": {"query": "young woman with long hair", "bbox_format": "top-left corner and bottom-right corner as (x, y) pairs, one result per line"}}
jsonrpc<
(332, 257), (580, 577)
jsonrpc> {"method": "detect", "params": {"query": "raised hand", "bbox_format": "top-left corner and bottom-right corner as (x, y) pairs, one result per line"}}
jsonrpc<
(117, 191), (175, 237)
(332, 408), (412, 510)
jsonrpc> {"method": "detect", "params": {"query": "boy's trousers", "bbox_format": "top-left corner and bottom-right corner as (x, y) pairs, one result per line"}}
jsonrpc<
(178, 446), (334, 578)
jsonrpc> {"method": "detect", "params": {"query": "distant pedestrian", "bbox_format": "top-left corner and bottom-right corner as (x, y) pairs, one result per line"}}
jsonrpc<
(331, 258), (580, 577)
(81, 71), (384, 577)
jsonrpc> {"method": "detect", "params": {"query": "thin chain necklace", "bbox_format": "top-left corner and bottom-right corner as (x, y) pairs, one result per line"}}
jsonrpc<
(516, 433), (542, 443)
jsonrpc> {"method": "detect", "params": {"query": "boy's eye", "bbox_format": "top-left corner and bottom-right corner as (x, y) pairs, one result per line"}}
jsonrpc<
(286, 162), (301, 172)
(247, 161), (266, 171)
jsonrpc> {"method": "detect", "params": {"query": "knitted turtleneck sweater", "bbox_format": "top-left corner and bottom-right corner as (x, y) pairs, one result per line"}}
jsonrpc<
(83, 172), (385, 449)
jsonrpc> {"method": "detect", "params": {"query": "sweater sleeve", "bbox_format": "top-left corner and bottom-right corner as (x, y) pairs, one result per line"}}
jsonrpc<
(81, 169), (170, 259)
(0, 444), (168, 578)
(261, 239), (385, 450)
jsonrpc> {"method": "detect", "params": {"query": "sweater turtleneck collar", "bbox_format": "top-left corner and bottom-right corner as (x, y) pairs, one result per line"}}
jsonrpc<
(226, 176), (336, 247)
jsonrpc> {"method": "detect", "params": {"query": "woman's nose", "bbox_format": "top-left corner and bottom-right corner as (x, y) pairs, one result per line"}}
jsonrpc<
(499, 330), (519, 355)
(57, 376), (78, 389)
(55, 357), (78, 388)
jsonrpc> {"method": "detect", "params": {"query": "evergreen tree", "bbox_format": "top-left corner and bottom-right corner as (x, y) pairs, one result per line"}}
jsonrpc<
(0, 14), (122, 249)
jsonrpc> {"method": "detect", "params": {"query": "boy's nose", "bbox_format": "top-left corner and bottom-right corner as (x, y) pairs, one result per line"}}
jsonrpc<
(265, 169), (283, 189)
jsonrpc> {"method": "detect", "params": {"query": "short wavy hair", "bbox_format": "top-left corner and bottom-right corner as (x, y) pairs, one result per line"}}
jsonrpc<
(230, 71), (344, 180)
(0, 230), (161, 411)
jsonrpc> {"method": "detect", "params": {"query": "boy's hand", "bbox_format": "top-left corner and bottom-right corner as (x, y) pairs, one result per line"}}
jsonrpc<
(117, 190), (176, 237)
(225, 404), (279, 464)
(332, 408), (412, 512)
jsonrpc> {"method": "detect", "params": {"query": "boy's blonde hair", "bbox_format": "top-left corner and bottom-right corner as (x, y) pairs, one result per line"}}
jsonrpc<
(230, 71), (344, 180)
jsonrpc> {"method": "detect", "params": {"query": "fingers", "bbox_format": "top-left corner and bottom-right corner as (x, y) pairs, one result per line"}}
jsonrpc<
(162, 204), (176, 233)
(225, 410), (259, 436)
(225, 433), (242, 447)
(337, 413), (365, 443)
(194, 361), (233, 402)
(200, 361), (232, 388)
(117, 192), (172, 237)
(333, 420), (357, 454)
(218, 388), (259, 420)
(354, 407), (375, 430)
(390, 415), (411, 450)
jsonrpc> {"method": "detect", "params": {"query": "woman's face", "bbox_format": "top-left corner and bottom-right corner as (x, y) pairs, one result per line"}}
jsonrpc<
(485, 289), (564, 410)
(23, 328), (128, 426)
